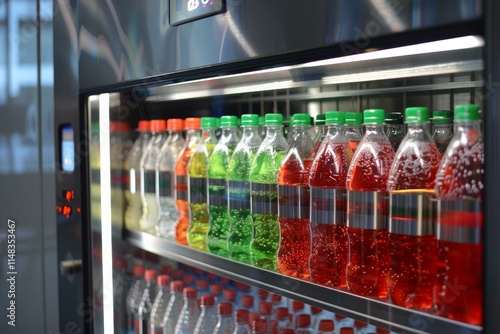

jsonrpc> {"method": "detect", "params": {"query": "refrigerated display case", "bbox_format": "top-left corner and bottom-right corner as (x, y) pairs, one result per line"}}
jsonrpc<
(52, 1), (500, 333)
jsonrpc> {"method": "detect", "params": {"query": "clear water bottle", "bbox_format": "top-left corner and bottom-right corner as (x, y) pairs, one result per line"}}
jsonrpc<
(251, 318), (268, 334)
(210, 283), (224, 305)
(317, 320), (334, 334)
(126, 264), (145, 334)
(150, 275), (171, 334)
(233, 309), (251, 334)
(213, 302), (235, 334)
(125, 121), (152, 230)
(162, 281), (185, 334)
(294, 314), (313, 334)
(259, 302), (273, 334)
(137, 269), (158, 334)
(193, 294), (218, 334)
(140, 120), (168, 233)
(156, 118), (186, 239)
(174, 287), (200, 334)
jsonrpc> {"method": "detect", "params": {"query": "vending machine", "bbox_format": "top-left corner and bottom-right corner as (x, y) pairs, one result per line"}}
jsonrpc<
(51, 1), (500, 333)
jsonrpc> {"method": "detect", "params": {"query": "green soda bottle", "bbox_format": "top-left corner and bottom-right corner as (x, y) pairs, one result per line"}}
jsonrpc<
(187, 117), (218, 251)
(249, 113), (289, 270)
(207, 115), (240, 256)
(227, 114), (262, 263)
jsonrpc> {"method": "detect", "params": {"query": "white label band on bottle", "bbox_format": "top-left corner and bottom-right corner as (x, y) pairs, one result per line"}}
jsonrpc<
(278, 185), (310, 219)
(347, 190), (388, 230)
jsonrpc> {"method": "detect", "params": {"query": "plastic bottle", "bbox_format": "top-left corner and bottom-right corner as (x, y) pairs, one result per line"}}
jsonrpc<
(175, 118), (202, 245)
(113, 258), (129, 334)
(187, 117), (218, 250)
(311, 114), (327, 157)
(193, 294), (218, 334)
(150, 275), (171, 334)
(110, 121), (133, 227)
(431, 110), (454, 154)
(211, 283), (224, 305)
(252, 318), (268, 334)
(344, 112), (363, 153)
(213, 302), (235, 334)
(294, 314), (313, 334)
(196, 279), (210, 295)
(124, 121), (152, 230)
(346, 109), (394, 298)
(156, 118), (186, 239)
(233, 309), (251, 334)
(339, 328), (354, 334)
(310, 307), (325, 332)
(162, 281), (185, 334)
(227, 114), (263, 264)
(277, 113), (313, 279)
(174, 287), (200, 334)
(384, 112), (405, 152)
(309, 111), (352, 288)
(183, 274), (196, 288)
(224, 288), (238, 309)
(241, 295), (255, 313)
(137, 269), (158, 334)
(234, 282), (253, 308)
(126, 264), (145, 334)
(333, 315), (354, 331)
(140, 120), (168, 233)
(259, 301), (273, 334)
(290, 301), (304, 330)
(273, 307), (290, 334)
(250, 113), (289, 270)
(353, 320), (376, 334)
(387, 107), (441, 310)
(207, 115), (240, 256)
(434, 104), (483, 325)
(317, 320), (334, 334)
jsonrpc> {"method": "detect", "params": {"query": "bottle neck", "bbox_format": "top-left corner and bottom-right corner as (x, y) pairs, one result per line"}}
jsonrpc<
(202, 128), (217, 141)
(456, 120), (482, 134)
(326, 124), (344, 135)
(406, 122), (432, 137)
(364, 123), (385, 134)
(242, 126), (260, 138)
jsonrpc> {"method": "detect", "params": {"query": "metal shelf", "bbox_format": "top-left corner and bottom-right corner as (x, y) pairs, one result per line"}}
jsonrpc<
(123, 229), (482, 334)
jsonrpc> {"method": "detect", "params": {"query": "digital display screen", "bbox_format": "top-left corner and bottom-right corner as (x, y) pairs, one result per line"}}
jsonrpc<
(61, 125), (75, 172)
(170, 0), (226, 26)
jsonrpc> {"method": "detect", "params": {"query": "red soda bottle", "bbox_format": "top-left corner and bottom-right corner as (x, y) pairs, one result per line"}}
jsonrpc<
(387, 106), (441, 310)
(308, 111), (352, 288)
(346, 109), (394, 298)
(434, 104), (483, 325)
(277, 113), (314, 279)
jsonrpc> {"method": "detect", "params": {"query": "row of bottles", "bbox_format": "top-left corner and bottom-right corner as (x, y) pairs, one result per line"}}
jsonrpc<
(111, 104), (481, 326)
(113, 258), (395, 334)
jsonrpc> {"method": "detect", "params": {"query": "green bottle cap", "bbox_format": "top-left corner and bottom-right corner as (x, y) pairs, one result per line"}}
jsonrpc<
(363, 109), (385, 124)
(345, 112), (363, 125)
(431, 110), (453, 124)
(201, 117), (217, 129)
(454, 104), (480, 121)
(291, 113), (311, 126)
(325, 111), (346, 125)
(405, 107), (429, 123)
(220, 115), (238, 127)
(315, 114), (326, 126)
(384, 112), (404, 125)
(265, 113), (283, 126)
(241, 114), (259, 126)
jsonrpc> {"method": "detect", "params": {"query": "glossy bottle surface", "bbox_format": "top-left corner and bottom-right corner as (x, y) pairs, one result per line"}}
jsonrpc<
(346, 112), (394, 299)
(309, 117), (352, 288)
(277, 116), (313, 280)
